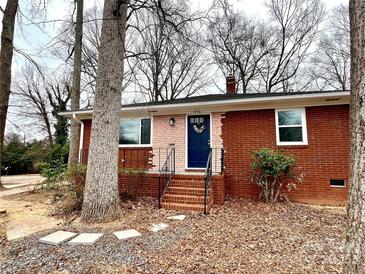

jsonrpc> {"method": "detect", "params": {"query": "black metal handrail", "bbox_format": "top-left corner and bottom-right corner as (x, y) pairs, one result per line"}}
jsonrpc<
(204, 149), (213, 215)
(204, 148), (225, 215)
(158, 146), (175, 208)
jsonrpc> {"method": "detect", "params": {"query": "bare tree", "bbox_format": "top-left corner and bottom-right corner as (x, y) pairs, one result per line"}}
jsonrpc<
(344, 1), (365, 271)
(13, 64), (72, 148)
(311, 4), (350, 91)
(127, 0), (210, 101)
(257, 0), (324, 93)
(13, 65), (53, 146)
(81, 6), (101, 95)
(0, 0), (19, 189)
(81, 0), (127, 222)
(208, 0), (269, 94)
(68, 0), (84, 166)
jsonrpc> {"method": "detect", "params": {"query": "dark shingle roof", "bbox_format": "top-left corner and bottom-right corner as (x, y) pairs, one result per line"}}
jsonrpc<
(121, 90), (349, 108)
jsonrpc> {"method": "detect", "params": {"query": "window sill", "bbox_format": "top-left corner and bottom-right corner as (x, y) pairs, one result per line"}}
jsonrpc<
(119, 145), (152, 148)
(277, 145), (309, 149)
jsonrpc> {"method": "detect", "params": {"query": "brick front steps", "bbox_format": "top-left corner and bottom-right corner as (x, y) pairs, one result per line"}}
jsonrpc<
(160, 174), (213, 213)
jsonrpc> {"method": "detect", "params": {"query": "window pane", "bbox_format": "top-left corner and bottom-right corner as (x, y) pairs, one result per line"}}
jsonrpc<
(141, 118), (151, 144)
(119, 120), (140, 144)
(279, 127), (303, 142)
(278, 110), (302, 126)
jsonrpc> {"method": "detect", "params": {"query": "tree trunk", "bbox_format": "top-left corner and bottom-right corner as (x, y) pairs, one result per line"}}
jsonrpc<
(80, 0), (127, 222)
(68, 0), (84, 166)
(344, 1), (365, 273)
(0, 0), (18, 190)
(43, 111), (54, 147)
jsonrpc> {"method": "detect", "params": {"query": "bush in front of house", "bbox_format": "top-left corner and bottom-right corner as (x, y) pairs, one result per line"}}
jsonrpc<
(40, 163), (86, 217)
(56, 164), (87, 215)
(250, 148), (304, 203)
(40, 159), (67, 190)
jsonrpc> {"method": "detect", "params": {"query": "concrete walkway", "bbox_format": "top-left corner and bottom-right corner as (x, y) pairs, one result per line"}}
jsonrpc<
(1, 198), (61, 240)
(0, 174), (43, 198)
(0, 175), (60, 240)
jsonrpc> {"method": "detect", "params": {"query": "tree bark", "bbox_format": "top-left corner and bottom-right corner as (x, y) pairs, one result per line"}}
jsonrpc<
(80, 0), (127, 222)
(68, 0), (84, 166)
(0, 0), (18, 190)
(344, 1), (365, 273)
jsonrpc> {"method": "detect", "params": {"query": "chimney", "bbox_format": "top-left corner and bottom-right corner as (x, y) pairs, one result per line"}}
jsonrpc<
(226, 74), (236, 94)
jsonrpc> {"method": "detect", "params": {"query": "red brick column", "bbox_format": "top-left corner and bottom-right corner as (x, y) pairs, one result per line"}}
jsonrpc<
(212, 175), (225, 205)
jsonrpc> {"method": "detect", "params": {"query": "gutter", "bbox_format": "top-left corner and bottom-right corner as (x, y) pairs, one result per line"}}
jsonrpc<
(71, 114), (84, 163)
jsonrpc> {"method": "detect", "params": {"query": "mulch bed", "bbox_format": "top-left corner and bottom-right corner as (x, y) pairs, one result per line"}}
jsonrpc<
(0, 197), (346, 273)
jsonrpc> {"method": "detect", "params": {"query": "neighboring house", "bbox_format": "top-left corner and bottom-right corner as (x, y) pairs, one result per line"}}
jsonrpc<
(61, 78), (350, 212)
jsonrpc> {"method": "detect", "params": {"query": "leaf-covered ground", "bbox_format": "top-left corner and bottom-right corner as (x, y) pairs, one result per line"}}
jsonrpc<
(0, 193), (346, 273)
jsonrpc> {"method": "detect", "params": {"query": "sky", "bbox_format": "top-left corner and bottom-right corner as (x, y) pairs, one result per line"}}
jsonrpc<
(0, 0), (349, 72)
(0, 0), (349, 139)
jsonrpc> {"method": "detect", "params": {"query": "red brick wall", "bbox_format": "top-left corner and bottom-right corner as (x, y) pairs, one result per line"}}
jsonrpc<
(82, 119), (152, 170)
(222, 105), (349, 205)
(212, 175), (225, 205)
(119, 172), (159, 198)
(82, 120), (223, 204)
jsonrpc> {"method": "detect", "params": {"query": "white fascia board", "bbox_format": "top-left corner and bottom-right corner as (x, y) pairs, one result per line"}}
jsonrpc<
(60, 91), (350, 119)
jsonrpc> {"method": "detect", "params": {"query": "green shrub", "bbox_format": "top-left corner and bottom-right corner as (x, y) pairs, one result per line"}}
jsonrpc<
(48, 143), (69, 165)
(33, 162), (48, 174)
(250, 148), (304, 203)
(64, 164), (87, 201)
(2, 134), (32, 174)
(55, 164), (87, 216)
(40, 159), (67, 190)
(48, 164), (87, 217)
(2, 134), (51, 175)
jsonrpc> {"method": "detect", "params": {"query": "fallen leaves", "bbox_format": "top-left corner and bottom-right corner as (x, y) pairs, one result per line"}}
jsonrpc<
(0, 195), (346, 273)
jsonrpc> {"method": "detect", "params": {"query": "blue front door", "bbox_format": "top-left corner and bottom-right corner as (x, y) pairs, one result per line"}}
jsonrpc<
(188, 115), (210, 168)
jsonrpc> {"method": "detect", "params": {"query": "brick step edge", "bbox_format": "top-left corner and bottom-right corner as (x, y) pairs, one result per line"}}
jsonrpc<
(163, 195), (213, 204)
(160, 201), (213, 212)
(165, 187), (208, 195)
(171, 175), (205, 180)
(169, 181), (205, 188)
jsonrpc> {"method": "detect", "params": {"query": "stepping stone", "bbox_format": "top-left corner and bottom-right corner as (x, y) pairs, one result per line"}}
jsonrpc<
(68, 233), (103, 245)
(39, 231), (77, 246)
(150, 223), (169, 232)
(167, 214), (186, 221)
(114, 229), (141, 240)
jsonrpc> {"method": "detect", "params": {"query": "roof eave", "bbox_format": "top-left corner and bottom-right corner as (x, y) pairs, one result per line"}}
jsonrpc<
(59, 91), (351, 119)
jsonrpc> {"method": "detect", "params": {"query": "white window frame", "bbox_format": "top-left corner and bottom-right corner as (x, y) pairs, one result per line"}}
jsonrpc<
(330, 179), (346, 188)
(275, 108), (308, 146)
(119, 117), (153, 147)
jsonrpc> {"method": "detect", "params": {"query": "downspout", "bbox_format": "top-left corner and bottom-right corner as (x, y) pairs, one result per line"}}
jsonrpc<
(72, 113), (84, 163)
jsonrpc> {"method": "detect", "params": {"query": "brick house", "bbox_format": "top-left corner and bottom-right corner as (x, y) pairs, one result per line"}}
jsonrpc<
(61, 84), (350, 212)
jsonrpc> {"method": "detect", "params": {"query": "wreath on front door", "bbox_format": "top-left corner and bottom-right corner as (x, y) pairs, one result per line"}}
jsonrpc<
(193, 124), (205, 134)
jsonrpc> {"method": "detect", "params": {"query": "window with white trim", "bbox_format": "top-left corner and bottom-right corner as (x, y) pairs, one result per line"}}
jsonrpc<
(275, 108), (307, 145)
(119, 118), (151, 146)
